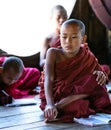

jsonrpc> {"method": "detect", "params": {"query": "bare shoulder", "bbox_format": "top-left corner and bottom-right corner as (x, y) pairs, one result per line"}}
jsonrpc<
(47, 48), (61, 56)
(43, 35), (52, 46)
(46, 33), (59, 46)
(47, 48), (63, 62)
(47, 48), (58, 55)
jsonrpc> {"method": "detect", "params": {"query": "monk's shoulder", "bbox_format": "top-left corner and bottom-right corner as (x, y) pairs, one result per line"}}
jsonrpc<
(47, 33), (59, 46)
(47, 47), (59, 53)
(47, 48), (64, 63)
(43, 36), (52, 47)
(47, 47), (61, 56)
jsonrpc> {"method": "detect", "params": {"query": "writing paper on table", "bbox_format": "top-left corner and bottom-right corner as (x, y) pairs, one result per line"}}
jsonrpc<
(5, 98), (37, 107)
(74, 113), (111, 126)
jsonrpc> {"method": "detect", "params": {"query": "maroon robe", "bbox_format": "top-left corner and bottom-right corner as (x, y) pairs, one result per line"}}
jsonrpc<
(39, 44), (111, 122)
(51, 38), (61, 48)
(51, 38), (111, 76)
(0, 57), (40, 99)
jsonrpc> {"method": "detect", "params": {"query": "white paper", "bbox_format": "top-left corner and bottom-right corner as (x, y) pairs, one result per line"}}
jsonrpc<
(74, 113), (111, 126)
(5, 98), (37, 107)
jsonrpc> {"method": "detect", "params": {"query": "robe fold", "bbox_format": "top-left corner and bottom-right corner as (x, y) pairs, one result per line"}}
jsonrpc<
(0, 57), (40, 99)
(39, 44), (111, 122)
(50, 38), (111, 76)
(51, 38), (61, 48)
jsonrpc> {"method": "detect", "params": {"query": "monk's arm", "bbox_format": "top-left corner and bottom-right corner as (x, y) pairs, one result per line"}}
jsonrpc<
(44, 49), (56, 106)
(44, 48), (58, 120)
(44, 76), (55, 106)
(55, 94), (88, 109)
(40, 38), (50, 67)
(89, 50), (108, 85)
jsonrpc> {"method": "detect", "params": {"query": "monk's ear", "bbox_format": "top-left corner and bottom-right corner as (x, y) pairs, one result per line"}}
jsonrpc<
(82, 35), (87, 43)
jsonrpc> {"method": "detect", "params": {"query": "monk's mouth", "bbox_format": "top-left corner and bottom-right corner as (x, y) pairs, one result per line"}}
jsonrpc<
(65, 46), (72, 50)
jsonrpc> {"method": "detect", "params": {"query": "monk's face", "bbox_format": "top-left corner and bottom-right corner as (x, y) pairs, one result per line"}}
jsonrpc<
(51, 9), (67, 30)
(1, 68), (22, 85)
(60, 24), (84, 56)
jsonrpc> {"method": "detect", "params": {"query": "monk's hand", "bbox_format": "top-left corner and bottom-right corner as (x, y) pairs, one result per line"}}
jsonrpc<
(44, 105), (58, 121)
(93, 70), (106, 85)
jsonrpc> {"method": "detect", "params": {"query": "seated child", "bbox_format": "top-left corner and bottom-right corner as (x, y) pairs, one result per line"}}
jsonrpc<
(39, 5), (110, 79)
(40, 19), (111, 123)
(0, 56), (40, 105)
(40, 5), (68, 67)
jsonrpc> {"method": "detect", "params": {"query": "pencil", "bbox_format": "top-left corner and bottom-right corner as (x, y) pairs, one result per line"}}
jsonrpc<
(1, 90), (9, 96)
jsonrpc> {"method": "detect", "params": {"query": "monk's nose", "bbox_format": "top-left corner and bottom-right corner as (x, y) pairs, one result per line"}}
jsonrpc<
(66, 37), (72, 44)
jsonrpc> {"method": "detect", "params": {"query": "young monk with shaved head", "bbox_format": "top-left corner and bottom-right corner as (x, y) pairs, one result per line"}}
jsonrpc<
(40, 19), (111, 123)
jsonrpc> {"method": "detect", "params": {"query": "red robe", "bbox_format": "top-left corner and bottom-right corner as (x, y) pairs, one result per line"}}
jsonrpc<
(50, 38), (111, 76)
(0, 57), (40, 99)
(51, 38), (61, 48)
(39, 44), (111, 122)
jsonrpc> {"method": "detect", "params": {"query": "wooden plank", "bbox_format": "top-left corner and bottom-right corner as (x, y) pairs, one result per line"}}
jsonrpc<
(0, 94), (111, 130)
(0, 121), (79, 130)
(0, 121), (110, 130)
(0, 113), (44, 128)
(0, 105), (41, 117)
(0, 105), (44, 128)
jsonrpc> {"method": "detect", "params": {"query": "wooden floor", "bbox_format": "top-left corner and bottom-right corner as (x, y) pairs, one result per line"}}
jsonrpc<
(0, 95), (111, 130)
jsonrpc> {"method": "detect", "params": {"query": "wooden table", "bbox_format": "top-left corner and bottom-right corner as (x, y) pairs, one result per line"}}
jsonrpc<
(0, 96), (111, 130)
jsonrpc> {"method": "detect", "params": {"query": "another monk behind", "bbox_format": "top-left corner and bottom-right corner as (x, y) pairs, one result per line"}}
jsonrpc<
(0, 56), (40, 105)
(39, 5), (68, 68)
(39, 5), (110, 79)
(40, 19), (111, 123)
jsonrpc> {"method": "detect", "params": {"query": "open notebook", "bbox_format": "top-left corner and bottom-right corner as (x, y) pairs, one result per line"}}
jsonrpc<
(5, 98), (37, 107)
(74, 113), (111, 126)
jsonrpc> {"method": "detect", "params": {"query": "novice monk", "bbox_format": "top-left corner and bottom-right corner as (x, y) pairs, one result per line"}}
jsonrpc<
(39, 5), (110, 81)
(40, 19), (111, 123)
(0, 56), (40, 103)
(39, 5), (68, 67)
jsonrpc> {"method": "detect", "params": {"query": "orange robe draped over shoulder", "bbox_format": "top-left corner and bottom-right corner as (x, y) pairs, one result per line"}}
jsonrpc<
(39, 44), (111, 122)
(0, 57), (40, 99)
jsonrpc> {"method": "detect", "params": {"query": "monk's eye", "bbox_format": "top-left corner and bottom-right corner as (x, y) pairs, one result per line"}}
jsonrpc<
(62, 36), (67, 39)
(61, 16), (67, 20)
(56, 15), (60, 20)
(72, 36), (78, 39)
